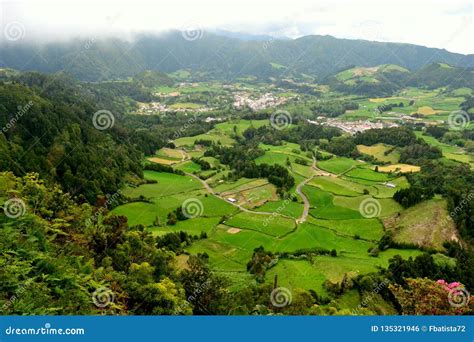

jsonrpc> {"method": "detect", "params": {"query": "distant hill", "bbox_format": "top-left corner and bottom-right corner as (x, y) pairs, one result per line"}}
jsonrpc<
(211, 29), (279, 41)
(334, 64), (409, 84)
(133, 70), (174, 87)
(325, 64), (409, 95)
(408, 62), (474, 89)
(324, 62), (474, 96)
(1, 31), (473, 82)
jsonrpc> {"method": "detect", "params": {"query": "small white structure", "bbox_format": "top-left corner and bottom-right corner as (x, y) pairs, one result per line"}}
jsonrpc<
(227, 197), (237, 203)
(385, 182), (396, 188)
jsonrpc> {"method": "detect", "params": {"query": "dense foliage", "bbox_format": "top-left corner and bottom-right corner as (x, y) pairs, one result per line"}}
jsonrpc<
(393, 160), (474, 242)
(0, 75), (146, 202)
(2, 33), (472, 82)
(354, 127), (418, 147)
(204, 141), (295, 193)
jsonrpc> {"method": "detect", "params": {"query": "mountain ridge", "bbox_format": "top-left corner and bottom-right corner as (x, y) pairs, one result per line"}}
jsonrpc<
(1, 31), (473, 82)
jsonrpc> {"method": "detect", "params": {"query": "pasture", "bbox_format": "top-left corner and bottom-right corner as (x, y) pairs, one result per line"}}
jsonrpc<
(357, 143), (400, 163)
(383, 198), (457, 250)
(317, 157), (363, 175)
(110, 115), (440, 305)
(377, 164), (420, 173)
(415, 132), (474, 168)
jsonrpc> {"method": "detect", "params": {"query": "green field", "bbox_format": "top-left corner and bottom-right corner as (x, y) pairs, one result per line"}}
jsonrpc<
(357, 144), (400, 163)
(317, 157), (363, 174)
(113, 159), (425, 298)
(383, 198), (458, 250)
(110, 90), (464, 312)
(122, 171), (203, 198)
(415, 132), (474, 168)
(341, 86), (466, 122)
(310, 176), (368, 196)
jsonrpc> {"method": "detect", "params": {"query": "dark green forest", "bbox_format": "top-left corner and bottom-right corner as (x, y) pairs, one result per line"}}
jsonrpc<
(1, 33), (473, 82)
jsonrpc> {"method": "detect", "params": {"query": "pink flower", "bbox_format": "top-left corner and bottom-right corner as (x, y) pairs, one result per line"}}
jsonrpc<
(448, 282), (461, 288)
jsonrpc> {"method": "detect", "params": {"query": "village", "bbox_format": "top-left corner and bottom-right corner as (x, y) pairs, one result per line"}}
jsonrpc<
(135, 101), (214, 115)
(308, 117), (399, 134)
(233, 92), (288, 111)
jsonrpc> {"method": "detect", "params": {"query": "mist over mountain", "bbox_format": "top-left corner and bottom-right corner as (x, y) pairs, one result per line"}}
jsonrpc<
(1, 31), (473, 82)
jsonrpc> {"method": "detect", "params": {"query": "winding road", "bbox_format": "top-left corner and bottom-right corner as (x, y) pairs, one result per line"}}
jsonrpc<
(184, 171), (293, 218)
(295, 157), (317, 224)
(178, 148), (320, 225)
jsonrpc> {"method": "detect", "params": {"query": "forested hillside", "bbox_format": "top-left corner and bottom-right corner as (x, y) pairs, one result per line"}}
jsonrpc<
(1, 32), (473, 81)
(0, 72), (155, 201)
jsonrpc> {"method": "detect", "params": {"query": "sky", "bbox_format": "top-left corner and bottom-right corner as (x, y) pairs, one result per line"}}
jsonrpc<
(1, 0), (473, 54)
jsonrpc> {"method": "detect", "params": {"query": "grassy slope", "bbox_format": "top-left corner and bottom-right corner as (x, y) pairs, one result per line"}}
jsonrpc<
(383, 198), (458, 250)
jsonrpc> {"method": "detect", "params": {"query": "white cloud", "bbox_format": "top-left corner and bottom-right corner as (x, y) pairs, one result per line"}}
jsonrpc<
(1, 0), (472, 54)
